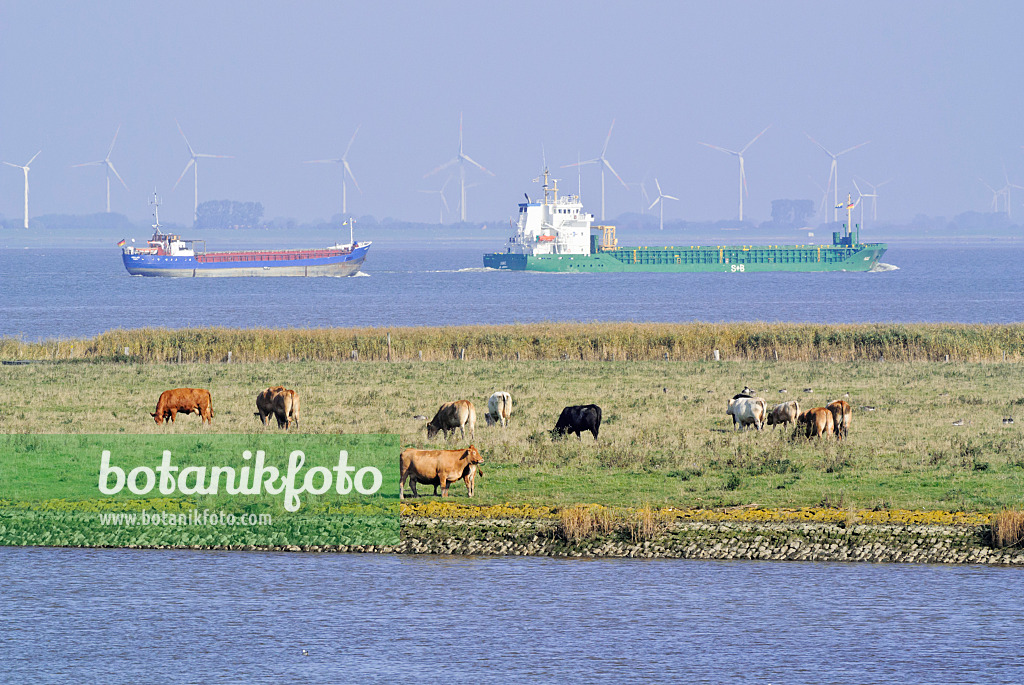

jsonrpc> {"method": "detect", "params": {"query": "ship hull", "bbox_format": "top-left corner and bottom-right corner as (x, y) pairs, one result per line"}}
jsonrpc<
(122, 244), (370, 277)
(484, 243), (887, 273)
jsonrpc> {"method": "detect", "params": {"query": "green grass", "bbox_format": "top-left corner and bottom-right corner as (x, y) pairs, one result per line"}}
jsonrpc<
(2, 357), (1024, 512)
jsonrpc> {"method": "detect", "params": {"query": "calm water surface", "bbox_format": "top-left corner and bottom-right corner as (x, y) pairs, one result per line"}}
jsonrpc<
(2, 243), (1022, 340)
(1, 547), (1023, 684)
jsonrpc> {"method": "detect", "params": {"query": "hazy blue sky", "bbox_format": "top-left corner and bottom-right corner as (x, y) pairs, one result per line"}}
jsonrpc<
(2, 0), (1023, 226)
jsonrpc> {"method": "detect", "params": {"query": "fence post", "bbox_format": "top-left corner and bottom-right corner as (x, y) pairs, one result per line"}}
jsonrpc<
(419, 350), (423, 361)
(351, 350), (358, 361)
(516, 351), (520, 361)
(387, 333), (392, 362)
(178, 349), (182, 364)
(713, 349), (720, 361)
(774, 348), (779, 362)
(460, 348), (465, 361)
(227, 351), (232, 363)
(124, 347), (130, 356)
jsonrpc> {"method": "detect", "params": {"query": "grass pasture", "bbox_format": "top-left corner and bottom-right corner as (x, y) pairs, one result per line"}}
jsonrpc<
(2, 356), (1023, 513)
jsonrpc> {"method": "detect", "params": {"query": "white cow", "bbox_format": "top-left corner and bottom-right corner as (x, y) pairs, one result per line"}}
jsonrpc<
(485, 391), (513, 427)
(726, 396), (767, 430)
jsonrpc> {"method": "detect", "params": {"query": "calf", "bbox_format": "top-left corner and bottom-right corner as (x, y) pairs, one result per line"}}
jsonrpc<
(766, 400), (800, 429)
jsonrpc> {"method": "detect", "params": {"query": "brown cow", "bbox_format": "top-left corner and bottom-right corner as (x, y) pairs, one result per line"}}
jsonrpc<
(151, 388), (214, 425)
(425, 400), (476, 441)
(399, 445), (484, 500)
(827, 400), (852, 439)
(766, 400), (800, 429)
(255, 386), (300, 429)
(797, 407), (834, 439)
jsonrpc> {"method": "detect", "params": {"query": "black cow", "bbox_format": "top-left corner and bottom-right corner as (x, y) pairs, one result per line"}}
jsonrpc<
(553, 404), (602, 440)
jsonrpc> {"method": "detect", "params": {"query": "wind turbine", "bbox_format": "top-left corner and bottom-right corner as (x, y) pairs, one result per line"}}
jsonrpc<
(4, 151), (40, 229)
(647, 178), (679, 231)
(304, 125), (362, 215)
(998, 166), (1024, 220)
(561, 119), (629, 221)
(173, 120), (233, 222)
(980, 178), (1003, 213)
(72, 126), (129, 213)
(418, 176), (451, 223)
(425, 113), (494, 222)
(854, 177), (891, 222)
(805, 133), (869, 221)
(627, 177), (651, 214)
(698, 125), (770, 222)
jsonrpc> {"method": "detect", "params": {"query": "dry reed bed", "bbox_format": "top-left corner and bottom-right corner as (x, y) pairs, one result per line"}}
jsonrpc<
(4, 322), (1024, 363)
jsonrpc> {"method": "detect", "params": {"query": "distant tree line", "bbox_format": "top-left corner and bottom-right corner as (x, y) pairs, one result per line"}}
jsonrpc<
(196, 200), (265, 229)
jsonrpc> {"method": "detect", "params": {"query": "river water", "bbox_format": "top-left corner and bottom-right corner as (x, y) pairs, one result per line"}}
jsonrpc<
(2, 242), (1023, 340)
(1, 547), (1022, 684)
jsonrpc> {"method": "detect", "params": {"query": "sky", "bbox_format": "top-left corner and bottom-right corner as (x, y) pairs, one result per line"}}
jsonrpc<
(1, 0), (1023, 227)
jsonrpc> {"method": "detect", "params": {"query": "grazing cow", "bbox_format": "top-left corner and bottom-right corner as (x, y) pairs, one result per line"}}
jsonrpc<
(485, 391), (513, 427)
(766, 400), (801, 429)
(827, 400), (852, 439)
(426, 400), (476, 441)
(255, 386), (301, 429)
(399, 445), (484, 500)
(726, 397), (767, 430)
(553, 404), (602, 440)
(798, 407), (834, 438)
(151, 388), (214, 425)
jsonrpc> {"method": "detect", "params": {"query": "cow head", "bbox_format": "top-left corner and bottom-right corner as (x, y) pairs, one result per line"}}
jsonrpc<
(462, 445), (483, 465)
(151, 412), (164, 425)
(425, 422), (439, 440)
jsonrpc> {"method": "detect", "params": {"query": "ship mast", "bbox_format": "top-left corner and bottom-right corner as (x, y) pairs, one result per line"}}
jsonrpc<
(150, 191), (162, 233)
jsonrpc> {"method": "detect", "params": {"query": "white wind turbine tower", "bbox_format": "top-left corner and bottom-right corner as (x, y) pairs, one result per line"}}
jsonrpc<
(72, 126), (129, 213)
(4, 150), (40, 229)
(173, 120), (233, 222)
(561, 119), (629, 221)
(304, 125), (362, 215)
(418, 176), (451, 223)
(698, 125), (770, 222)
(647, 178), (679, 231)
(425, 113), (494, 222)
(805, 133), (869, 222)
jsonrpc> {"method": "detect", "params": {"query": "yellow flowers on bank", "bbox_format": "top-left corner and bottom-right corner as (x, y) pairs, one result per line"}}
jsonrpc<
(401, 501), (990, 527)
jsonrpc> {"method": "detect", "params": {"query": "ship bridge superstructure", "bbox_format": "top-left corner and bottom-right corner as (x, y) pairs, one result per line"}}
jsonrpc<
(506, 169), (594, 256)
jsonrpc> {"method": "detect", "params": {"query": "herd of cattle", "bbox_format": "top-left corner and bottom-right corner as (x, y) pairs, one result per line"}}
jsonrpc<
(726, 388), (852, 439)
(149, 384), (852, 500)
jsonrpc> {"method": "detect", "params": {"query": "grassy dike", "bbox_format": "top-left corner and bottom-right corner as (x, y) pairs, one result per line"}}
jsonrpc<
(2, 324), (1024, 562)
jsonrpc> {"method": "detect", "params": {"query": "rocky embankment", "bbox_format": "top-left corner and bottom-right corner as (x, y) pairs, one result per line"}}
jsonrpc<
(395, 517), (1024, 565)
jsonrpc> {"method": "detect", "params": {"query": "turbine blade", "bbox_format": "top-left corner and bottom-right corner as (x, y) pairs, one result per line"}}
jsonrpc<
(561, 158), (598, 168)
(663, 194), (679, 201)
(425, 157), (458, 178)
(601, 119), (616, 156)
(107, 125), (121, 159)
(648, 197), (661, 210)
(805, 133), (833, 157)
(107, 161), (129, 190)
(176, 120), (196, 156)
(194, 153), (233, 159)
(602, 158), (628, 188)
(174, 159), (195, 190)
(343, 161), (361, 193)
(655, 178), (663, 195)
(3, 161), (21, 169)
(837, 141), (870, 157)
(461, 153), (495, 176)
(344, 124), (361, 158)
(699, 141), (739, 156)
(71, 160), (104, 168)
(26, 150), (41, 166)
(304, 158), (343, 164)
(740, 124), (772, 154)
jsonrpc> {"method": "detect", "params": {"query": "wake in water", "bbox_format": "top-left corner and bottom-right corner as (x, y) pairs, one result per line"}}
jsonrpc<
(418, 267), (499, 273)
(870, 263), (900, 272)
(352, 271), (371, 277)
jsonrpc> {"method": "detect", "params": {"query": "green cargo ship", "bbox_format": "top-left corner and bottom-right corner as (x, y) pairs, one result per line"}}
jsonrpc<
(483, 170), (887, 273)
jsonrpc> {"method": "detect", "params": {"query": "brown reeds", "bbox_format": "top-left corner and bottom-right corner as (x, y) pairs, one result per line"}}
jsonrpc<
(3, 322), (1023, 363)
(990, 510), (1024, 548)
